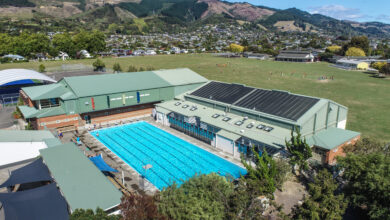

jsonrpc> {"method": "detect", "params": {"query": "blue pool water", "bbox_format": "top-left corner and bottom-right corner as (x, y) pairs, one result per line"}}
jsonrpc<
(90, 121), (247, 190)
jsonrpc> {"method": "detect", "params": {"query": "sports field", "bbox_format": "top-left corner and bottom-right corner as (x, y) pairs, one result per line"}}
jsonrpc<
(1, 54), (389, 141)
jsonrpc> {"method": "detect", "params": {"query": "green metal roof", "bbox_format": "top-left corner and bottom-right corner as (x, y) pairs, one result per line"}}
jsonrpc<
(18, 105), (39, 119)
(306, 127), (360, 150)
(156, 100), (290, 148)
(217, 130), (241, 141)
(62, 71), (170, 97)
(43, 138), (62, 147)
(39, 143), (122, 211)
(22, 84), (72, 100)
(18, 105), (66, 119)
(0, 130), (55, 142)
(153, 68), (208, 86)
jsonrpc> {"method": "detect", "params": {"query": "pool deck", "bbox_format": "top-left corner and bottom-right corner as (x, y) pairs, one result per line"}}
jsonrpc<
(78, 116), (246, 195)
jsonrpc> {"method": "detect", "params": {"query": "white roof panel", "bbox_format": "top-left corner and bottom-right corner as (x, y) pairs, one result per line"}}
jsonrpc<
(0, 69), (56, 86)
(0, 142), (48, 167)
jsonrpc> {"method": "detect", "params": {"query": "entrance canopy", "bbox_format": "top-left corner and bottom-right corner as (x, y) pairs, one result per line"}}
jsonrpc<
(0, 183), (69, 220)
(89, 155), (118, 173)
(0, 158), (52, 188)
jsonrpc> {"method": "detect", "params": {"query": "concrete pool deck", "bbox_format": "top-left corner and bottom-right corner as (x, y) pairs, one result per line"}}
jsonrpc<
(80, 116), (247, 194)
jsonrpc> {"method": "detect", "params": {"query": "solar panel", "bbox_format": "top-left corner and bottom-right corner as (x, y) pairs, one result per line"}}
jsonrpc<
(235, 89), (319, 121)
(190, 81), (319, 121)
(190, 81), (254, 104)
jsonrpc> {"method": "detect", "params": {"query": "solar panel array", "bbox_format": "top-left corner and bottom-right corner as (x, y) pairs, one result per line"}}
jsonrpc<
(190, 81), (254, 104)
(190, 81), (320, 121)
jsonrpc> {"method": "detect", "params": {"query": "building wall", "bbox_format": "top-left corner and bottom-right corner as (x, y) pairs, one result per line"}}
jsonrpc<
(325, 134), (361, 165)
(36, 114), (80, 130)
(75, 87), (173, 114)
(357, 62), (369, 70)
(301, 101), (348, 136)
(19, 90), (34, 107)
(81, 104), (153, 124)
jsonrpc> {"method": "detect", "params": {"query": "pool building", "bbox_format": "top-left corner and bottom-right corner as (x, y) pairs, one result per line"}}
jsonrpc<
(18, 68), (207, 131)
(155, 81), (360, 165)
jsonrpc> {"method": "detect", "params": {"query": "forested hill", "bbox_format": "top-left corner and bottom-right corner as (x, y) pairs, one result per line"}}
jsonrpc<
(0, 0), (389, 37)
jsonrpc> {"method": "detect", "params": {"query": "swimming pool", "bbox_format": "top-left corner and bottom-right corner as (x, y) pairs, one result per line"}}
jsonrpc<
(90, 121), (247, 190)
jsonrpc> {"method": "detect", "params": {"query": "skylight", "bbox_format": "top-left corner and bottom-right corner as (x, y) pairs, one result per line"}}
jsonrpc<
(222, 117), (231, 122)
(235, 121), (244, 126)
(212, 114), (220, 118)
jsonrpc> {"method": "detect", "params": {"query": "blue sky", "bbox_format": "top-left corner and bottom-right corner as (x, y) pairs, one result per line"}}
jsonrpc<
(227, 0), (390, 23)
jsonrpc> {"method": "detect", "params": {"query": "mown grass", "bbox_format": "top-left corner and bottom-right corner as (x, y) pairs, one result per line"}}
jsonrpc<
(1, 54), (389, 142)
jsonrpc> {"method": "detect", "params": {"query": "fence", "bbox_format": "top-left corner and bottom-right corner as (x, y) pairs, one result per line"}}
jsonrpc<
(0, 93), (19, 105)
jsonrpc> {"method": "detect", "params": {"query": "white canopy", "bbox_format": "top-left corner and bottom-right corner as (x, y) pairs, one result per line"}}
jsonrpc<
(0, 69), (56, 86)
(0, 142), (48, 167)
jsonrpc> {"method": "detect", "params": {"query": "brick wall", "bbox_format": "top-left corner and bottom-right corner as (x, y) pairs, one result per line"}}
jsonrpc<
(88, 108), (152, 124)
(19, 90), (34, 107)
(36, 114), (80, 130)
(326, 135), (361, 165)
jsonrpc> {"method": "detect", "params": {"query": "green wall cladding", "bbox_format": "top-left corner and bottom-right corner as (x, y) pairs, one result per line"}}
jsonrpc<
(300, 101), (349, 136)
(71, 87), (176, 114)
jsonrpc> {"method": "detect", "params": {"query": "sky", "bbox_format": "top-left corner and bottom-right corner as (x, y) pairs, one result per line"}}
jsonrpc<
(227, 0), (390, 23)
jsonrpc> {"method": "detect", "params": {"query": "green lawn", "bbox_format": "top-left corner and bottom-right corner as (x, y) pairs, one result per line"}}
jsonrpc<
(1, 54), (389, 142)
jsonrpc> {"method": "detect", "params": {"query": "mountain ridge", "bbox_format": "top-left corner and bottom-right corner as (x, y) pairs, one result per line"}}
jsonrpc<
(0, 0), (389, 37)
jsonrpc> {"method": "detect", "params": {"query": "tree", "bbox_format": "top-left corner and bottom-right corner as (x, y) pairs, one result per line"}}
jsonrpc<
(92, 59), (105, 72)
(379, 63), (390, 76)
(38, 64), (45, 73)
(343, 137), (388, 155)
(348, 36), (370, 54)
(338, 153), (390, 219)
(158, 173), (234, 220)
(89, 30), (106, 54)
(113, 63), (122, 73)
(52, 33), (76, 58)
(326, 45), (342, 54)
(0, 33), (13, 55)
(371, 62), (387, 71)
(285, 127), (312, 172)
(291, 169), (347, 220)
(127, 65), (138, 72)
(241, 147), (277, 196)
(120, 193), (164, 220)
(345, 47), (366, 57)
(70, 208), (120, 220)
(228, 43), (244, 53)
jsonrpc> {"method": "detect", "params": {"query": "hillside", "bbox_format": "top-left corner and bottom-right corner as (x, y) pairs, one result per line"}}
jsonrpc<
(0, 0), (389, 37)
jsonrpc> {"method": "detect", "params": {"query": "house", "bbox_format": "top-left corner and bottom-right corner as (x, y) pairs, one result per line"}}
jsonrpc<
(243, 53), (270, 60)
(58, 52), (69, 61)
(2, 54), (25, 61)
(79, 50), (92, 58)
(334, 59), (369, 70)
(275, 50), (314, 62)
(145, 50), (157, 55)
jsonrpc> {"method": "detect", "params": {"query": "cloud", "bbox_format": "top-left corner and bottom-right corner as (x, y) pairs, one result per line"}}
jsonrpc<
(375, 14), (390, 23)
(308, 5), (368, 21)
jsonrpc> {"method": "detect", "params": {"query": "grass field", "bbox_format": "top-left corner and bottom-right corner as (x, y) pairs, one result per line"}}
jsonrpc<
(1, 54), (389, 142)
